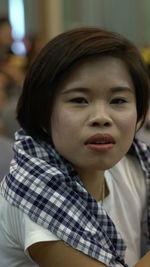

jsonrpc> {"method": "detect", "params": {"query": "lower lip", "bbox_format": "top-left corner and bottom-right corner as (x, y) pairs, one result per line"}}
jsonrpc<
(86, 143), (114, 152)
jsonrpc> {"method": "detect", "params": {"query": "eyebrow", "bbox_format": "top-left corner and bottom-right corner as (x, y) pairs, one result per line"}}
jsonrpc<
(62, 86), (134, 94)
(110, 86), (135, 94)
(62, 87), (90, 94)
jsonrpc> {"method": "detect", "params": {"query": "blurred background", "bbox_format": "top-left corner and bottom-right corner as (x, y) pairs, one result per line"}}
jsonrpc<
(0, 0), (149, 146)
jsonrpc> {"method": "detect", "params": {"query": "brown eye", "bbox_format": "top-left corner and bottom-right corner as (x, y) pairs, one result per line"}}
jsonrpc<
(111, 98), (127, 104)
(70, 97), (88, 104)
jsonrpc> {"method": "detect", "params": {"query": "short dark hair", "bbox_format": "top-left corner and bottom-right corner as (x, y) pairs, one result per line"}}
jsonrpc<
(17, 27), (150, 142)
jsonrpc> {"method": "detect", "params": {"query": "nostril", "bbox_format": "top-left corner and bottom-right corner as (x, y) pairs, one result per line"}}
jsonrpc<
(91, 121), (111, 127)
(92, 122), (100, 127)
(104, 122), (111, 127)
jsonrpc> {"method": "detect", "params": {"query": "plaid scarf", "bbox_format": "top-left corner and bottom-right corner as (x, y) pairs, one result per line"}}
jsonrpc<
(0, 129), (150, 267)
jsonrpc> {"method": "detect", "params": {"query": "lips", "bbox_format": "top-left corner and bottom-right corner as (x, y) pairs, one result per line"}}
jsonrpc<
(84, 133), (115, 152)
(85, 133), (115, 145)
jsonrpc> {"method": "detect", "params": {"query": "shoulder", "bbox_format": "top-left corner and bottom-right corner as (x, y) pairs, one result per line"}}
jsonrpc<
(110, 153), (146, 199)
(131, 138), (150, 179)
(0, 195), (60, 250)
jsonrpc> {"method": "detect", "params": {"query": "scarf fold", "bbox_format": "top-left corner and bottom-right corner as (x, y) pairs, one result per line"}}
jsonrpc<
(0, 129), (150, 266)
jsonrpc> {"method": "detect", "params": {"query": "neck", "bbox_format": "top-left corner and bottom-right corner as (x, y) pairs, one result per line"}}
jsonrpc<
(76, 168), (106, 201)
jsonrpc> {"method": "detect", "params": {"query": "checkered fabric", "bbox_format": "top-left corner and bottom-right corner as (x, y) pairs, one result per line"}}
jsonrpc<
(133, 138), (150, 247)
(0, 129), (150, 267)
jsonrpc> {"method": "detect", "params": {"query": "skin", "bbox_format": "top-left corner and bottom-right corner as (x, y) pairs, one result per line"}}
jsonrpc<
(51, 56), (137, 200)
(29, 56), (149, 266)
(28, 243), (150, 267)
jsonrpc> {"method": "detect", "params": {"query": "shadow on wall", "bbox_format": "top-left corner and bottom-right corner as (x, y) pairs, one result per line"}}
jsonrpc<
(0, 135), (13, 181)
(1, 98), (19, 140)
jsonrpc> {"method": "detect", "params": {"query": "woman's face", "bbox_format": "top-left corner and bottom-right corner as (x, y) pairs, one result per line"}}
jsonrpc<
(51, 57), (137, 173)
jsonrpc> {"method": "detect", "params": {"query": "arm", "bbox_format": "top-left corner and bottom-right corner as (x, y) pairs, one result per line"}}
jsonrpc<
(29, 240), (150, 267)
(28, 240), (107, 267)
(134, 252), (150, 267)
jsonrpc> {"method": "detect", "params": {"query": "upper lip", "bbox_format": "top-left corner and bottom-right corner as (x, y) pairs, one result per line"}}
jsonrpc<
(84, 133), (116, 145)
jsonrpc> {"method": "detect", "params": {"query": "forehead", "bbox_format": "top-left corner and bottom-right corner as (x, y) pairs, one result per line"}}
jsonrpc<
(58, 56), (134, 91)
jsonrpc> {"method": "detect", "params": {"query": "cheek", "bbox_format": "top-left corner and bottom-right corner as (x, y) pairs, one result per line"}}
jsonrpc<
(120, 111), (137, 135)
(51, 108), (76, 140)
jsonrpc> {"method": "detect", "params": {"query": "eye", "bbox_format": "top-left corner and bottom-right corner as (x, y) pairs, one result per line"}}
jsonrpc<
(70, 97), (88, 104)
(111, 98), (127, 104)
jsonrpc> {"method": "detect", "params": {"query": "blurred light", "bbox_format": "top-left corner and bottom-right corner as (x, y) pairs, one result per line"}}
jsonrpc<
(8, 0), (25, 39)
(11, 40), (26, 55)
(8, 0), (26, 55)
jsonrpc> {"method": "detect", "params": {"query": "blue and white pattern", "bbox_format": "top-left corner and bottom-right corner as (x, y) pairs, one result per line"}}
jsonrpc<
(0, 129), (150, 267)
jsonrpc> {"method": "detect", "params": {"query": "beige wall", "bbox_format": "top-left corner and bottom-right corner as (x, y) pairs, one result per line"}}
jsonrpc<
(61, 0), (149, 46)
(1, 0), (150, 46)
(39, 0), (63, 41)
(0, 0), (8, 16)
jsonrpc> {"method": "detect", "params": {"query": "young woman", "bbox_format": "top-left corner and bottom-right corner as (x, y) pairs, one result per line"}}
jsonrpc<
(0, 27), (150, 267)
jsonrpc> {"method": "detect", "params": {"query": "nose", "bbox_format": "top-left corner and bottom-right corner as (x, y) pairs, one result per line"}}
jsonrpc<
(88, 104), (113, 128)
